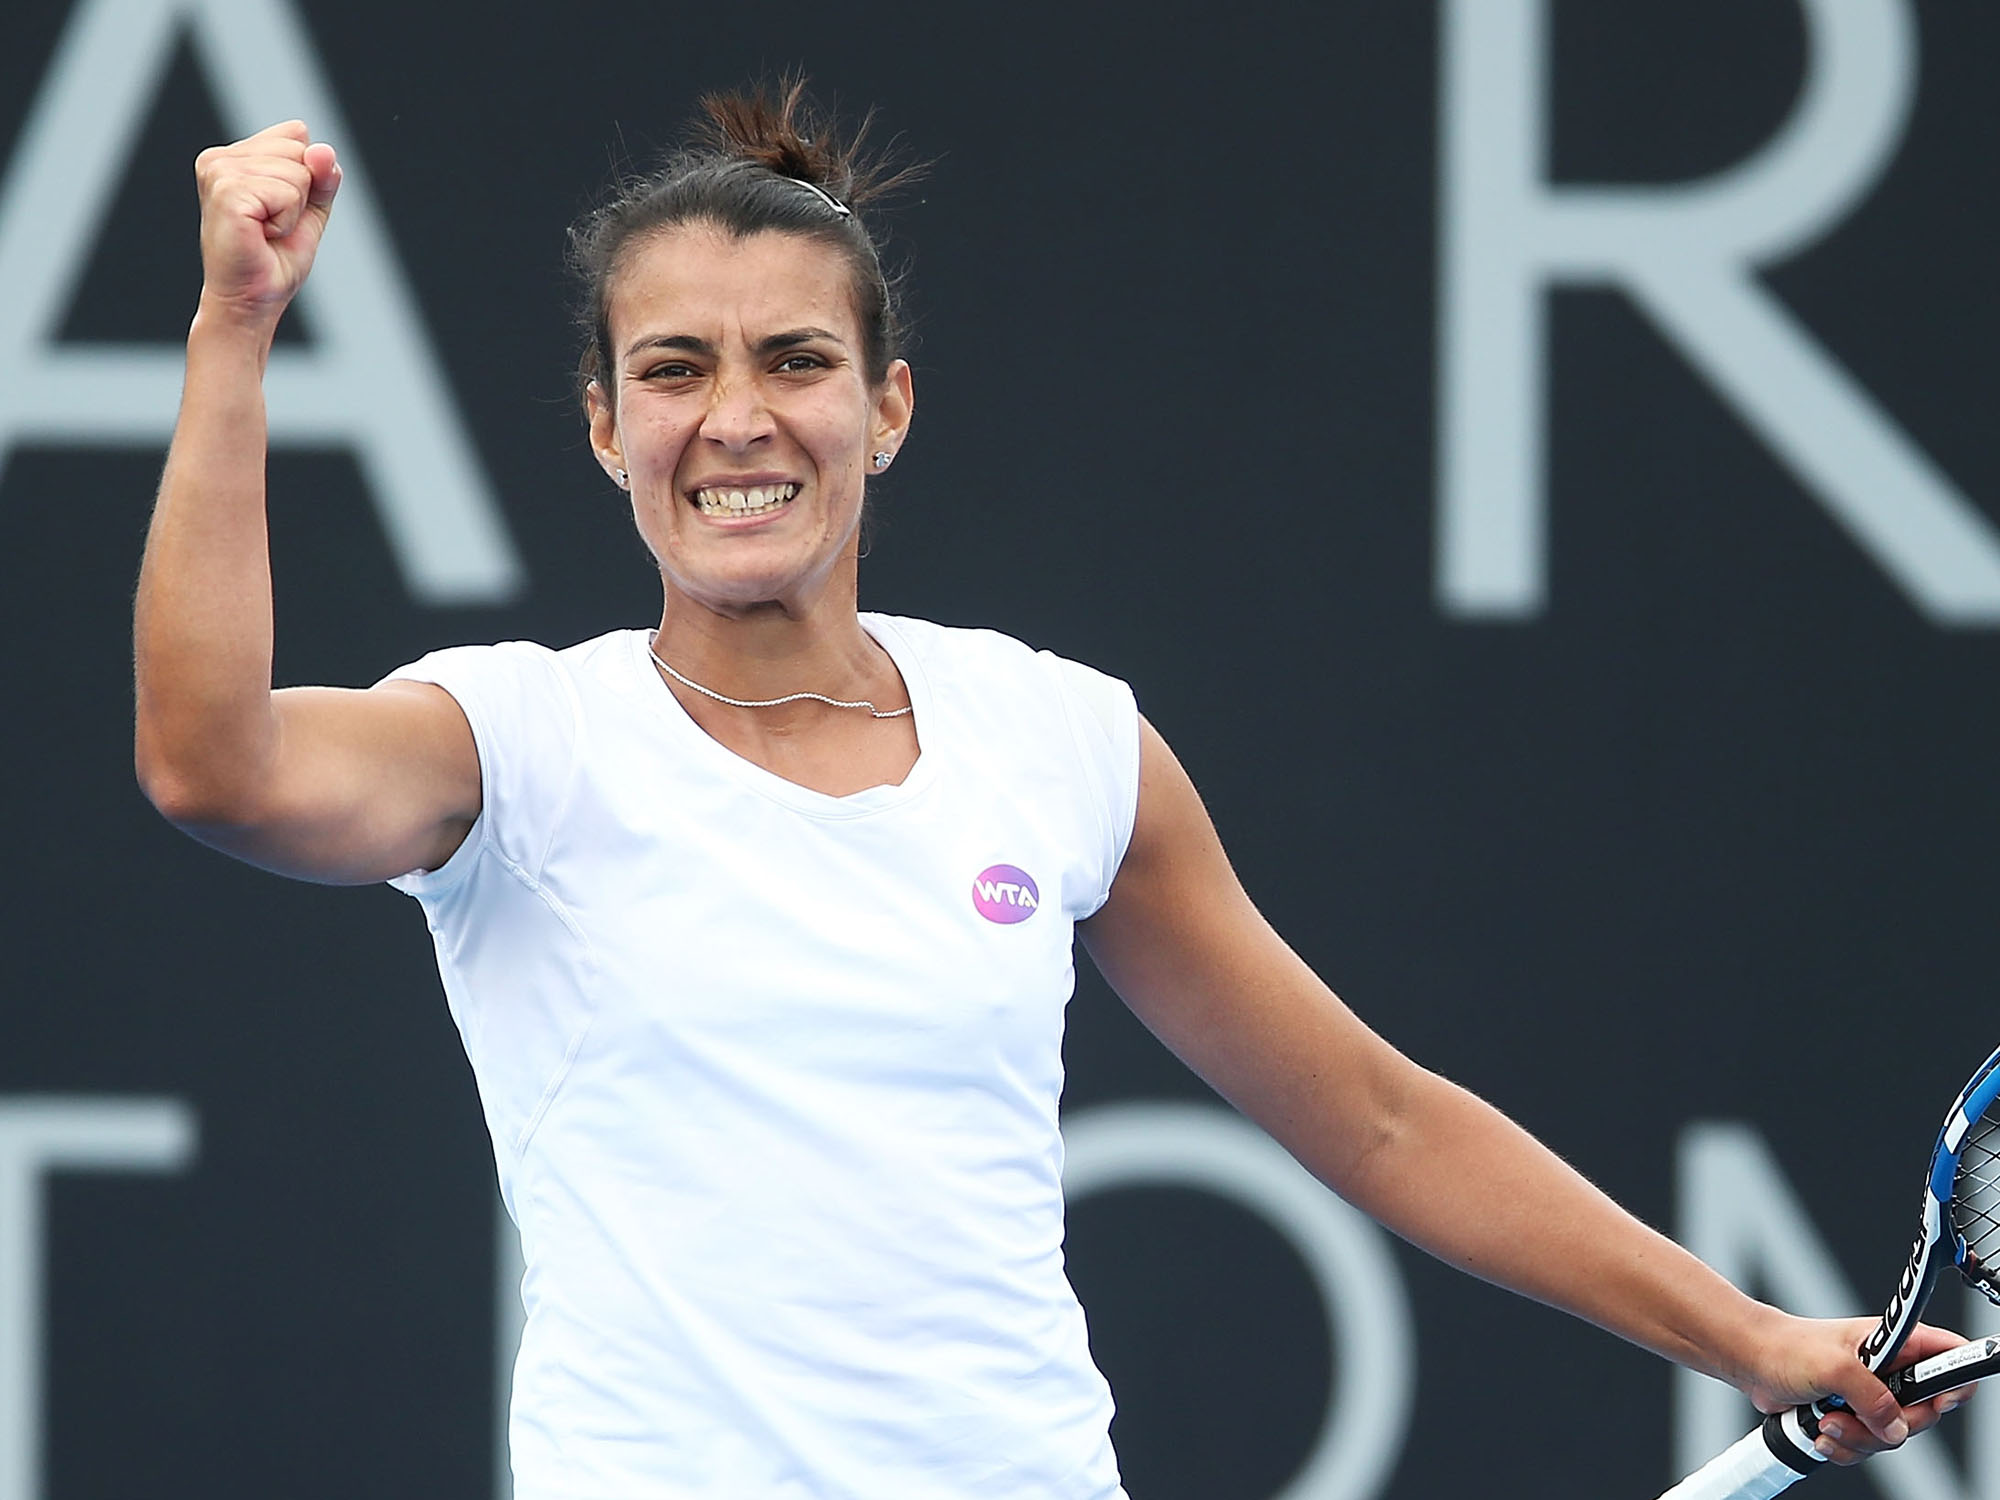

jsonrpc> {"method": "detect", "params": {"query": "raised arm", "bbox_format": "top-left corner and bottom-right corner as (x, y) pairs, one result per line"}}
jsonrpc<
(1079, 717), (1961, 1464)
(133, 122), (479, 884)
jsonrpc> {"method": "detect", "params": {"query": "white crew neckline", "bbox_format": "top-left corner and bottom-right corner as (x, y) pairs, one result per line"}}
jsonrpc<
(627, 612), (938, 819)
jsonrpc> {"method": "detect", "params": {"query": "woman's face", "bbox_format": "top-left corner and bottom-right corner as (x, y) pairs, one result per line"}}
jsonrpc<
(588, 224), (913, 618)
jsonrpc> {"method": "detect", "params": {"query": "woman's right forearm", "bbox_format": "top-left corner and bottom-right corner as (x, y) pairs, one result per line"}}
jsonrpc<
(133, 298), (285, 820)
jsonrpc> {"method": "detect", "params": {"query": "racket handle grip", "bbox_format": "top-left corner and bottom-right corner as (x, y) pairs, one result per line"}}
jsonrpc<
(1658, 1415), (1821, 1500)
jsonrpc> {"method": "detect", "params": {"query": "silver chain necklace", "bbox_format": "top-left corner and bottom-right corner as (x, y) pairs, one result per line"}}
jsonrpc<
(648, 638), (913, 719)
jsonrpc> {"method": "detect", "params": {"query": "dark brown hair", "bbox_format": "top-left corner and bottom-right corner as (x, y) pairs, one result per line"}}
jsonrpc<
(568, 77), (921, 413)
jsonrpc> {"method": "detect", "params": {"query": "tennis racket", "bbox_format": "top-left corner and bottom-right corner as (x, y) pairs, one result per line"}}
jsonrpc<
(1659, 1043), (2000, 1499)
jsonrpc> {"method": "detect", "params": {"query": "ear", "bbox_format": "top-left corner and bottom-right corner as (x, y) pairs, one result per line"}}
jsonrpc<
(586, 379), (627, 487)
(870, 359), (915, 459)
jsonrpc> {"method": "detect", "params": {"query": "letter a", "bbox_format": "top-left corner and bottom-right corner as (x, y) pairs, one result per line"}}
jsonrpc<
(1439, 0), (2000, 624)
(0, 0), (523, 604)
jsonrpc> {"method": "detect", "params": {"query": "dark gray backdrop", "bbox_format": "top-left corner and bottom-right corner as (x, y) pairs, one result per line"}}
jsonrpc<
(2, 1), (1996, 1496)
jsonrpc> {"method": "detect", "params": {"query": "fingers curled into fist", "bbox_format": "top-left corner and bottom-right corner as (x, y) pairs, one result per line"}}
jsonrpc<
(193, 120), (343, 320)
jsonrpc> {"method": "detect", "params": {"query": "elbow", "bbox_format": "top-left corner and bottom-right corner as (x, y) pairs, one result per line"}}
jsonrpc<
(134, 726), (258, 830)
(138, 776), (208, 830)
(1324, 1056), (1438, 1202)
(135, 753), (223, 829)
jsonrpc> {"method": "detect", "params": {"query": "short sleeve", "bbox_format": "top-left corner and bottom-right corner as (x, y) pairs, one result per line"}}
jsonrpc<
(1048, 654), (1141, 911)
(378, 641), (583, 895)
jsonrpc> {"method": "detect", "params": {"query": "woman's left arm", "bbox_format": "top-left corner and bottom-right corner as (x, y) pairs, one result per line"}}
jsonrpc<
(1077, 717), (1959, 1462)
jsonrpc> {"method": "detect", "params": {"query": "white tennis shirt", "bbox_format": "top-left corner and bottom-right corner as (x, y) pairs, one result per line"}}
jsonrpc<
(386, 614), (1140, 1499)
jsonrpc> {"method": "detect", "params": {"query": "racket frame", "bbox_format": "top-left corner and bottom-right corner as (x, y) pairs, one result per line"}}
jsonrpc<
(1661, 1043), (2000, 1498)
(1762, 1045), (2000, 1471)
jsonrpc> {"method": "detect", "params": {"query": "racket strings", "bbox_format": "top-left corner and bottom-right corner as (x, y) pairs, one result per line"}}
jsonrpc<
(1952, 1108), (2000, 1302)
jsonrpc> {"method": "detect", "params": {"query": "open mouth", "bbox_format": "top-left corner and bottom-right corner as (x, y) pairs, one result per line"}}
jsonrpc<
(688, 482), (800, 518)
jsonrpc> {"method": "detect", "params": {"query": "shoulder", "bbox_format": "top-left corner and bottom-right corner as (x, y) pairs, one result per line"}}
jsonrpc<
(376, 628), (648, 794)
(878, 614), (1137, 748)
(378, 631), (644, 892)
(383, 628), (639, 707)
(871, 613), (1140, 868)
(867, 613), (1131, 702)
(864, 612), (1039, 670)
(551, 628), (649, 677)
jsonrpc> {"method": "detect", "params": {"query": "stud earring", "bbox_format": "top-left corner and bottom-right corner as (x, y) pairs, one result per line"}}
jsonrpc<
(871, 451), (893, 470)
(613, 468), (628, 487)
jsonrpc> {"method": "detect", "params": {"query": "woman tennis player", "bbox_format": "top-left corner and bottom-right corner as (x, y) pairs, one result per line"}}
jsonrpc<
(133, 85), (1964, 1497)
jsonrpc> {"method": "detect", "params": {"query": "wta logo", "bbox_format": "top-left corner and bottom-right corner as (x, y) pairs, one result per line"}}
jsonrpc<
(972, 865), (1040, 924)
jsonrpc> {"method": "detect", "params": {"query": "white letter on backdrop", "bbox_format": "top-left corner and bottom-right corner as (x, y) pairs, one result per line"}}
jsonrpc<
(0, 1098), (197, 1500)
(1063, 1102), (1415, 1500)
(1438, 0), (2000, 624)
(0, 0), (523, 604)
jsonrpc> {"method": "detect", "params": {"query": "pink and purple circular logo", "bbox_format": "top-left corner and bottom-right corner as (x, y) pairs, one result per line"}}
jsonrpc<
(971, 864), (1040, 924)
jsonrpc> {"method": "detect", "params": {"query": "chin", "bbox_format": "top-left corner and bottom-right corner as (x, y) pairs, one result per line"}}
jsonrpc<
(672, 565), (819, 614)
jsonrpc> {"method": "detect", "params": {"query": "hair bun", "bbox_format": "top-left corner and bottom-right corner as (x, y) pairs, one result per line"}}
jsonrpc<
(695, 74), (913, 212)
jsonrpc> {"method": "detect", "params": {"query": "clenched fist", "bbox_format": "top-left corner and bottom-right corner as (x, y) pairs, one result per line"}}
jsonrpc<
(194, 119), (341, 322)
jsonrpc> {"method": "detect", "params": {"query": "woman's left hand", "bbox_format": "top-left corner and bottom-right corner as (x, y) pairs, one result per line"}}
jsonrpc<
(1739, 1313), (1972, 1465)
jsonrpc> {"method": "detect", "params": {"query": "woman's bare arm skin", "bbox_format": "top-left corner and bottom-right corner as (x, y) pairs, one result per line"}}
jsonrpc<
(1080, 717), (1960, 1463)
(133, 121), (478, 883)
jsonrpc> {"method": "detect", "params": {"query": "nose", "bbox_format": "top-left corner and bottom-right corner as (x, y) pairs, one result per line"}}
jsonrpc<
(698, 371), (776, 451)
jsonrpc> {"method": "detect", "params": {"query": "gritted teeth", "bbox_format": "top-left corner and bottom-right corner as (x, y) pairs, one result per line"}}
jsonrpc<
(689, 482), (801, 517)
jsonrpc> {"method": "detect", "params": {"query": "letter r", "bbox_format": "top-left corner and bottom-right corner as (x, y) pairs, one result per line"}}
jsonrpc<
(1438, 0), (2000, 624)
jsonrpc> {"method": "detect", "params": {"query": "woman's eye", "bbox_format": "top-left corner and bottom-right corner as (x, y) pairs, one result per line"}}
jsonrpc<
(642, 362), (699, 381)
(776, 353), (826, 373)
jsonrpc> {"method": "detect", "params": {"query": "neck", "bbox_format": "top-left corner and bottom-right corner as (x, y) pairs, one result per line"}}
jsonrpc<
(650, 572), (904, 729)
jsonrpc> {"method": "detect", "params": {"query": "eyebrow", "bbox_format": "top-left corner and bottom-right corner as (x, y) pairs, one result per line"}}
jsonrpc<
(622, 327), (846, 361)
